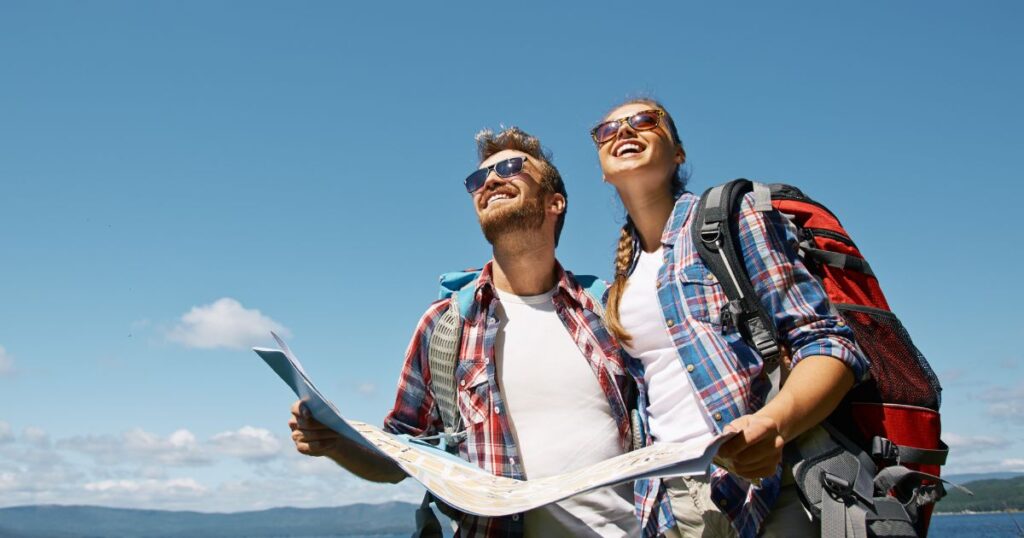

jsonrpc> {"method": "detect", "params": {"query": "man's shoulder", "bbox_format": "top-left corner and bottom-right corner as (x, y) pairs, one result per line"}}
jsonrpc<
(412, 297), (455, 333)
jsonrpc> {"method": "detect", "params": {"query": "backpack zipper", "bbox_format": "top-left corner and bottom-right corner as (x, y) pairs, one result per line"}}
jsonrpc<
(804, 227), (857, 249)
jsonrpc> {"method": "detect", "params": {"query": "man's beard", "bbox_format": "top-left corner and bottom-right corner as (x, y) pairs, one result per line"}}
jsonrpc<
(479, 194), (546, 246)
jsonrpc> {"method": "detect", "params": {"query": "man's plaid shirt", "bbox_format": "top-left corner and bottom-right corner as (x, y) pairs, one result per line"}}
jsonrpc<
(627, 192), (870, 538)
(383, 261), (634, 538)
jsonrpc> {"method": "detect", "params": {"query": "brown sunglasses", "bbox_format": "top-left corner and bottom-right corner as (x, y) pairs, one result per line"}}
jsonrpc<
(591, 109), (666, 145)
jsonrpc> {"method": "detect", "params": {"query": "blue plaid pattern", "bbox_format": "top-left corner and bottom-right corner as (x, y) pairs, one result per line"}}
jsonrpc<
(627, 192), (869, 537)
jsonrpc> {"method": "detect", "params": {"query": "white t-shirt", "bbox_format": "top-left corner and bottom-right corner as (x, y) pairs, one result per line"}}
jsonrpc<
(493, 286), (638, 537)
(618, 248), (717, 445)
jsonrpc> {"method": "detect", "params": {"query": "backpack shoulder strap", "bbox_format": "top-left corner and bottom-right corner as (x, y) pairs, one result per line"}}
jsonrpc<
(692, 179), (781, 367)
(427, 270), (481, 450)
(572, 273), (608, 317)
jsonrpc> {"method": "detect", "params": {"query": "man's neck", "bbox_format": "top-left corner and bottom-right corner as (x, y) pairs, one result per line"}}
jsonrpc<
(490, 238), (558, 297)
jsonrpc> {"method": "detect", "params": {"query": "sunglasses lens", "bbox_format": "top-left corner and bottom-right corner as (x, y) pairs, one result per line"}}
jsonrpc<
(594, 121), (620, 144)
(464, 168), (488, 193)
(494, 157), (524, 178)
(629, 111), (661, 131)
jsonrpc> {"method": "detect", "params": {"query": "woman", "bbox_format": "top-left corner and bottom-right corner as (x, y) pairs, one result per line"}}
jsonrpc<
(593, 99), (870, 538)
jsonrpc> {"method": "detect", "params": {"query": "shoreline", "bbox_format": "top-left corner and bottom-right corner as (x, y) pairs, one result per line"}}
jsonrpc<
(933, 510), (1022, 516)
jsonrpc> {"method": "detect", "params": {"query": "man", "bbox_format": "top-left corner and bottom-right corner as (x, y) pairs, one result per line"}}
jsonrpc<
(289, 127), (640, 537)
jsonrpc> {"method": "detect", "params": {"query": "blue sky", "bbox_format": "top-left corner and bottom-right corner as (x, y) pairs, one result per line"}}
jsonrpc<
(1, 1), (1021, 511)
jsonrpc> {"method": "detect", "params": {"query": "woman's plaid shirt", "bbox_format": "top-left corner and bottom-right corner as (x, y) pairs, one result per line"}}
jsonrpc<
(627, 192), (870, 538)
(383, 262), (634, 538)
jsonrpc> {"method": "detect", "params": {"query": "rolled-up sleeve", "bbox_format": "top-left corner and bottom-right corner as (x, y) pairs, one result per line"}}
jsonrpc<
(734, 193), (870, 383)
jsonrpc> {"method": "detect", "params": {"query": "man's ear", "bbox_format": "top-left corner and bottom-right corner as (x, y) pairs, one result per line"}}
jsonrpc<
(548, 193), (566, 216)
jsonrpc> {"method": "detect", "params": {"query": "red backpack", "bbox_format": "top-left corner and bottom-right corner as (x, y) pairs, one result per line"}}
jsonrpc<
(693, 179), (963, 537)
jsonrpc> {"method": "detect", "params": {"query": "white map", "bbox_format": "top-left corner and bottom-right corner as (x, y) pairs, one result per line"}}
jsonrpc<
(255, 333), (732, 517)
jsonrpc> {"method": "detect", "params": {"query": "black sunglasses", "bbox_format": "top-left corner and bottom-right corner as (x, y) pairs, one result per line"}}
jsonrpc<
(591, 109), (666, 145)
(464, 156), (528, 193)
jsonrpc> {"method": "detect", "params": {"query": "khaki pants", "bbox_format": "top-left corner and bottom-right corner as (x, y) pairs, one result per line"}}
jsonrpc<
(661, 470), (817, 538)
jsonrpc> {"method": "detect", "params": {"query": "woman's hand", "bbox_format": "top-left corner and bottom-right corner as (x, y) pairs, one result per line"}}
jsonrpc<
(715, 414), (784, 481)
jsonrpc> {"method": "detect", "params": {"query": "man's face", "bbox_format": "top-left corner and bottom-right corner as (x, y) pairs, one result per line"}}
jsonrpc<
(472, 149), (555, 245)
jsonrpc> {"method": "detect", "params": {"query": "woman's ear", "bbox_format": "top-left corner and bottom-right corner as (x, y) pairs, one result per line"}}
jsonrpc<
(675, 145), (686, 165)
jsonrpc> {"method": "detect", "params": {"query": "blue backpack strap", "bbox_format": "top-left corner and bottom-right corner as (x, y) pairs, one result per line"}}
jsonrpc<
(438, 270), (481, 320)
(574, 274), (609, 303)
(572, 273), (609, 316)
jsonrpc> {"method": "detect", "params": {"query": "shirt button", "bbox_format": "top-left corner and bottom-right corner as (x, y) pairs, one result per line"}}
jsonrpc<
(495, 406), (502, 415)
(512, 514), (520, 521)
(509, 457), (516, 465)
(718, 498), (729, 507)
(460, 380), (466, 387)
(655, 280), (662, 289)
(686, 364), (695, 373)
(666, 318), (675, 327)
(837, 319), (847, 327)
(713, 412), (723, 421)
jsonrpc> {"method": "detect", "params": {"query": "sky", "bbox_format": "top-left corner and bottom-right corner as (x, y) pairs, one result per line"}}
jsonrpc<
(1, 0), (1022, 512)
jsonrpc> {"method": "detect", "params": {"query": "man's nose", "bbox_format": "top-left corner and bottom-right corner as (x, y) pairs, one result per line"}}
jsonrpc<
(481, 171), (512, 192)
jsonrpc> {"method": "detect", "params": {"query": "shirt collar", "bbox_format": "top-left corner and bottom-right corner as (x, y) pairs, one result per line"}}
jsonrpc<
(660, 192), (698, 248)
(623, 192), (698, 276)
(466, 260), (588, 322)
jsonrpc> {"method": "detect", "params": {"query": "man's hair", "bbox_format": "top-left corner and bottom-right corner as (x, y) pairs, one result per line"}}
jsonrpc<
(475, 126), (567, 246)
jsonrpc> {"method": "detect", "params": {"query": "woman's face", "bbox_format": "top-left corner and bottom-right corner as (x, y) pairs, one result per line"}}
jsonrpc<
(596, 103), (684, 194)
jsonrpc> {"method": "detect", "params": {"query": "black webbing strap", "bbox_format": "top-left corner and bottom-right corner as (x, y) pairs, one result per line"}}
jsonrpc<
(693, 179), (781, 368)
(871, 437), (949, 466)
(804, 247), (876, 277)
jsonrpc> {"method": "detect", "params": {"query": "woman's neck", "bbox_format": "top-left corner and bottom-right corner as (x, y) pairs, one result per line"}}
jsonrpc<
(620, 187), (675, 253)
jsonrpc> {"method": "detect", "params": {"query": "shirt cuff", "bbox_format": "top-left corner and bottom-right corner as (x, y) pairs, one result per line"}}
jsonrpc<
(790, 335), (870, 384)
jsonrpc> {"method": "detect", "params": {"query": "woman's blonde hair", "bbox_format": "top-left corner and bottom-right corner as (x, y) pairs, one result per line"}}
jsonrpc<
(602, 98), (687, 344)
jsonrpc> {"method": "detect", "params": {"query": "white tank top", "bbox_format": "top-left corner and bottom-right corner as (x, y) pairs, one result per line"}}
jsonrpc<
(618, 248), (717, 444)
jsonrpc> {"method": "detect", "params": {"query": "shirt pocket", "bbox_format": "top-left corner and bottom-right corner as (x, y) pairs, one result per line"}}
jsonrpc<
(677, 265), (727, 327)
(455, 360), (490, 426)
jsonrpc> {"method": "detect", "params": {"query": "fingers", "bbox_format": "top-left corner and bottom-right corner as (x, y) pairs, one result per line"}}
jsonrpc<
(289, 400), (337, 457)
(291, 426), (342, 457)
(289, 400), (327, 430)
(716, 415), (784, 479)
(730, 439), (784, 478)
(293, 437), (336, 456)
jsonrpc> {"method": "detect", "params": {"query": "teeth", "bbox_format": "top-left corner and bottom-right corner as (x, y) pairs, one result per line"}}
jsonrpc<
(487, 193), (512, 205)
(617, 143), (642, 156)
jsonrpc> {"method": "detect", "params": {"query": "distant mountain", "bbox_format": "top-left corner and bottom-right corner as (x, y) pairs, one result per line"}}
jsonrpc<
(944, 471), (1024, 485)
(0, 503), (418, 538)
(935, 476), (1024, 513)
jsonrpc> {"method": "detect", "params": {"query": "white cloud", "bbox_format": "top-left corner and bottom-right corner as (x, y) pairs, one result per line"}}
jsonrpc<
(59, 428), (213, 467)
(357, 382), (377, 396)
(22, 426), (50, 447)
(209, 426), (283, 462)
(0, 422), (424, 512)
(167, 298), (290, 350)
(1001, 458), (1024, 470)
(943, 432), (1012, 454)
(0, 346), (16, 377)
(0, 422), (13, 444)
(84, 478), (207, 495)
(979, 385), (1024, 424)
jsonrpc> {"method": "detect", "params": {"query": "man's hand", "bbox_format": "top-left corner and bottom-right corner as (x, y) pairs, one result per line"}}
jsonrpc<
(715, 414), (784, 481)
(289, 400), (342, 457)
(286, 400), (406, 483)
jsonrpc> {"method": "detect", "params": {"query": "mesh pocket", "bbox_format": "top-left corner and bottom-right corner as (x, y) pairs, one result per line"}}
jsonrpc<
(837, 304), (942, 410)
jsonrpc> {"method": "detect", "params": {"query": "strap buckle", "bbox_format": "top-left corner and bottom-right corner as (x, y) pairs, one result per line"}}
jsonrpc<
(700, 222), (721, 246)
(822, 472), (854, 500)
(871, 436), (900, 464)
